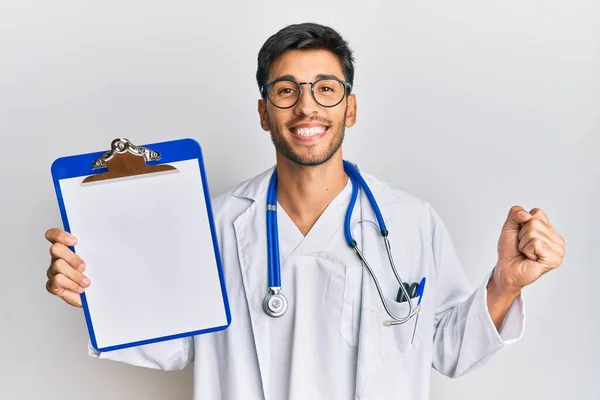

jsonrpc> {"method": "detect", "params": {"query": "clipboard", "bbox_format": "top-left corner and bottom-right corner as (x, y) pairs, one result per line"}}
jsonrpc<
(51, 137), (231, 352)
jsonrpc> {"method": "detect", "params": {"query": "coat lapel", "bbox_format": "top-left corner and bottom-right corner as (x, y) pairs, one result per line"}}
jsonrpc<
(355, 172), (388, 398)
(232, 167), (274, 400)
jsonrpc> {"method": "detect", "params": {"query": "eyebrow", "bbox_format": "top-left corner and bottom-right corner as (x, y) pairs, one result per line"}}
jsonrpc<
(271, 73), (342, 82)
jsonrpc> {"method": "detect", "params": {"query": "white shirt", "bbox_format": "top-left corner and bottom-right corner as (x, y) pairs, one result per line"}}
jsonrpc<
(269, 179), (359, 399)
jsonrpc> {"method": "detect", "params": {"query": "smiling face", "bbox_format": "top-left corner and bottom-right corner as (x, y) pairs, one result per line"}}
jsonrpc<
(258, 49), (357, 167)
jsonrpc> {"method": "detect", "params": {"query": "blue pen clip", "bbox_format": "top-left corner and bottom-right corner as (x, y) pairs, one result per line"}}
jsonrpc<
(416, 277), (426, 306)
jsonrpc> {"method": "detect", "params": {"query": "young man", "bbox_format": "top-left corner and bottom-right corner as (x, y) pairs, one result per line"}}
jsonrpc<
(45, 23), (565, 399)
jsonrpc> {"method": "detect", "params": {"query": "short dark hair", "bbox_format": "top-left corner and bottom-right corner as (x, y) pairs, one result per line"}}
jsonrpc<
(256, 22), (355, 96)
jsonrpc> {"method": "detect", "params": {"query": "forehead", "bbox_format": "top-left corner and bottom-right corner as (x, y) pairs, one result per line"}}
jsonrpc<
(268, 49), (344, 82)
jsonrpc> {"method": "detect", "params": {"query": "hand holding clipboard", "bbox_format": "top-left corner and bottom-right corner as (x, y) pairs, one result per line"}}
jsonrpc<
(46, 138), (231, 352)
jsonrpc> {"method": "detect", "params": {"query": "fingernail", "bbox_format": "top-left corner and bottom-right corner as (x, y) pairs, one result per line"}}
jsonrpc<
(78, 286), (85, 293)
(79, 264), (86, 272)
(518, 211), (529, 219)
(82, 277), (90, 286)
(66, 235), (77, 245)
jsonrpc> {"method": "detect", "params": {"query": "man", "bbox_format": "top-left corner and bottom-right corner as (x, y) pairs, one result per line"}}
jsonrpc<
(45, 23), (565, 399)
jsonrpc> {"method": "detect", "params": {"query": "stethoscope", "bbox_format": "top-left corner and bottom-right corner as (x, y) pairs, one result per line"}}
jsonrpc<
(263, 160), (425, 326)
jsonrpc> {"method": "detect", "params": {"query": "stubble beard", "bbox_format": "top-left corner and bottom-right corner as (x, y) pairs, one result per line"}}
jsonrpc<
(267, 110), (347, 167)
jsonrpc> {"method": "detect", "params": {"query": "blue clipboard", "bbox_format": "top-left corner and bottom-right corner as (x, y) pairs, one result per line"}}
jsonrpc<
(51, 137), (231, 352)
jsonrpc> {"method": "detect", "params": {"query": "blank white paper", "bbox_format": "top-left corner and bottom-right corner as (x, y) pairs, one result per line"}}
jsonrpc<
(59, 159), (228, 350)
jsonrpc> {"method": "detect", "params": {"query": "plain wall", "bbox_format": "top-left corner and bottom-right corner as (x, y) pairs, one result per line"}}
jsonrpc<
(1, 0), (598, 399)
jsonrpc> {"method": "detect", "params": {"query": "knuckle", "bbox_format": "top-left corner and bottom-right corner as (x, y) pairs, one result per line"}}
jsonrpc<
(50, 242), (62, 256)
(55, 274), (75, 291)
(52, 274), (64, 286)
(50, 258), (64, 273)
(47, 278), (60, 294)
(527, 240), (537, 251)
(520, 227), (535, 241)
(530, 219), (545, 231)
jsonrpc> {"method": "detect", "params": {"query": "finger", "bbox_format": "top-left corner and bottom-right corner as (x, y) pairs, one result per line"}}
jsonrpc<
(49, 242), (85, 271)
(521, 238), (562, 266)
(503, 205), (533, 231)
(518, 218), (565, 247)
(518, 228), (565, 257)
(60, 290), (83, 307)
(46, 280), (82, 307)
(528, 208), (565, 246)
(47, 259), (90, 288)
(45, 228), (77, 246)
(521, 238), (547, 261)
(518, 218), (549, 241)
(48, 273), (86, 294)
(529, 208), (552, 229)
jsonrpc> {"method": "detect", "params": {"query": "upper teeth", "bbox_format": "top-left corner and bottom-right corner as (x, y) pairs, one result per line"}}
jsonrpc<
(294, 126), (326, 136)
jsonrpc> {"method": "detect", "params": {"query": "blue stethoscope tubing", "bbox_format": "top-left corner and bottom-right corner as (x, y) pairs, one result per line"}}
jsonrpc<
(263, 160), (424, 326)
(263, 170), (287, 317)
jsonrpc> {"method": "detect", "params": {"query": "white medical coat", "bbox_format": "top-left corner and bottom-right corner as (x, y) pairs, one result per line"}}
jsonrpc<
(89, 165), (525, 399)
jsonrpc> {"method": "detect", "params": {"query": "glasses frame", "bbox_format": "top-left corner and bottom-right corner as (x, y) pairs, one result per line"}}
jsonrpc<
(261, 76), (352, 109)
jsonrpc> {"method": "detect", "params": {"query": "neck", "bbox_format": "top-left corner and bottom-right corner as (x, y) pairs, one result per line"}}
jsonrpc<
(275, 153), (348, 236)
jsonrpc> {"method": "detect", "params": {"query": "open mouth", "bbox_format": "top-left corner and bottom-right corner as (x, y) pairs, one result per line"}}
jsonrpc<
(289, 125), (329, 138)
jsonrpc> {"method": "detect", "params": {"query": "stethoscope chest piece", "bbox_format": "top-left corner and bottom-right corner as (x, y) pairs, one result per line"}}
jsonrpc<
(263, 288), (288, 317)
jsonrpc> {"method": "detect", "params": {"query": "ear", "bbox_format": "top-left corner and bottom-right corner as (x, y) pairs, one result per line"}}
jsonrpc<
(258, 99), (271, 131)
(345, 94), (357, 128)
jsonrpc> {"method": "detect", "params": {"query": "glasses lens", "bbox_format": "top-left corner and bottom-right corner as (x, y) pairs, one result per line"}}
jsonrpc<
(268, 80), (299, 108)
(313, 79), (346, 107)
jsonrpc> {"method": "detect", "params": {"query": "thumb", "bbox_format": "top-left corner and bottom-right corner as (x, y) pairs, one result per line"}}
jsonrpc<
(503, 206), (533, 231)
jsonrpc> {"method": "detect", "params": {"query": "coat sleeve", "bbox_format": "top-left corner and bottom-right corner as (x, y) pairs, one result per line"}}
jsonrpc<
(427, 204), (525, 378)
(87, 337), (194, 371)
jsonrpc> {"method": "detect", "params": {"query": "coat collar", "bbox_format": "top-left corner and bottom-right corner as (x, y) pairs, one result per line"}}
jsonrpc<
(231, 165), (275, 202)
(229, 161), (391, 204)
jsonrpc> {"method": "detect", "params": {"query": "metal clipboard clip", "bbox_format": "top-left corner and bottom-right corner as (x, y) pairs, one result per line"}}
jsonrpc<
(82, 138), (178, 186)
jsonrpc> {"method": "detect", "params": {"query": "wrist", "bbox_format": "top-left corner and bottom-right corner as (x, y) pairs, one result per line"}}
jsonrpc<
(488, 264), (522, 300)
(487, 277), (521, 304)
(486, 273), (521, 330)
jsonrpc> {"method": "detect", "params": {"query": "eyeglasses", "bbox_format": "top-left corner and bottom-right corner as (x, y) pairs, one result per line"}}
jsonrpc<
(261, 76), (352, 109)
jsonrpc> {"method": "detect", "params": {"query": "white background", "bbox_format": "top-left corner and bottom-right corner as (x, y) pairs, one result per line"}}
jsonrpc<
(1, 1), (598, 399)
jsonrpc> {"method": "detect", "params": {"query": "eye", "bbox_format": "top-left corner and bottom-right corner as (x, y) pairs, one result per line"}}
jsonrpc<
(278, 87), (296, 95)
(315, 80), (341, 94)
(271, 81), (298, 97)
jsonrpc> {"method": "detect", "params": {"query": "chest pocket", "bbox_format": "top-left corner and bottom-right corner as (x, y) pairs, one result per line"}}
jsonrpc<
(378, 295), (424, 362)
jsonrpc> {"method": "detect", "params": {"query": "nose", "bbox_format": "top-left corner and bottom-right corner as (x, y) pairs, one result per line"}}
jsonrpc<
(294, 83), (319, 116)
